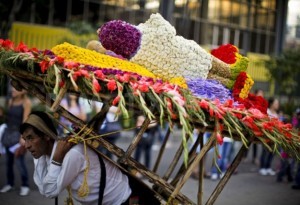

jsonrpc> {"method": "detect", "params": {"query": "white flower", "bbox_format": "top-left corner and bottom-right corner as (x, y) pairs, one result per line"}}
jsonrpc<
(131, 13), (212, 81)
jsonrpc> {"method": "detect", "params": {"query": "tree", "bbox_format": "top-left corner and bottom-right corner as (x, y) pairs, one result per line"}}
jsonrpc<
(0, 0), (24, 38)
(265, 48), (300, 97)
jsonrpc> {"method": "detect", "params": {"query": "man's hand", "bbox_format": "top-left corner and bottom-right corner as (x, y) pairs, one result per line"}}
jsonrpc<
(15, 145), (27, 157)
(52, 136), (75, 164)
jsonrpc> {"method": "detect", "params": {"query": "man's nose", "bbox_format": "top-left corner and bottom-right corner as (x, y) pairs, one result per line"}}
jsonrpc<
(24, 141), (31, 149)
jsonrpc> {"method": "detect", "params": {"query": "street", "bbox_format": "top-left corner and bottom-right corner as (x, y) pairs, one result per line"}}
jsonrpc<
(0, 130), (299, 205)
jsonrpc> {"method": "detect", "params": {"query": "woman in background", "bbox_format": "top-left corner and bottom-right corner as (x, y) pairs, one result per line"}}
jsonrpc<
(0, 87), (31, 196)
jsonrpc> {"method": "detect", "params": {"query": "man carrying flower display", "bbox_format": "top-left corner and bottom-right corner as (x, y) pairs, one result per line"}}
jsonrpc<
(20, 111), (160, 205)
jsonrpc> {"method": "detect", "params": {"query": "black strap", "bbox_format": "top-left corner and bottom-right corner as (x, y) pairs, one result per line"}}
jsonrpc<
(98, 154), (106, 205)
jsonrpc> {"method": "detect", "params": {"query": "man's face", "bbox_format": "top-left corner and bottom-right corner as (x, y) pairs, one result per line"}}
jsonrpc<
(22, 127), (50, 159)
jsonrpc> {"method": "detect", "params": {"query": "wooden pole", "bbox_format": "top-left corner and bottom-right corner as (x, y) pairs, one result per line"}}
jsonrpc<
(197, 132), (204, 205)
(170, 130), (203, 186)
(169, 134), (215, 202)
(163, 133), (190, 181)
(205, 138), (253, 205)
(118, 118), (151, 165)
(152, 126), (171, 173)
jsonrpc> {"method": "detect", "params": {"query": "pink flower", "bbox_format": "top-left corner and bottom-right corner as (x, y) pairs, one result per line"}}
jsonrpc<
(248, 108), (266, 119)
(64, 61), (79, 69)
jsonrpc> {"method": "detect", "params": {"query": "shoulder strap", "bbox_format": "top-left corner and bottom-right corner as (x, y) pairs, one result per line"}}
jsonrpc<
(98, 154), (106, 205)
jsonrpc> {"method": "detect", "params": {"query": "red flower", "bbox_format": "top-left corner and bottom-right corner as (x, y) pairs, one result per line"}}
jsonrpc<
(15, 42), (29, 52)
(71, 70), (89, 81)
(56, 56), (64, 65)
(39, 60), (49, 73)
(216, 133), (223, 145)
(138, 84), (149, 93)
(112, 96), (120, 106)
(1, 39), (14, 50)
(92, 78), (101, 93)
(224, 99), (234, 108)
(107, 79), (117, 92)
(241, 116), (263, 136)
(79, 69), (90, 78)
(152, 82), (163, 94)
(199, 99), (209, 110)
(94, 70), (105, 80)
(59, 80), (65, 88)
(262, 122), (273, 132)
(211, 44), (238, 64)
(117, 73), (130, 83)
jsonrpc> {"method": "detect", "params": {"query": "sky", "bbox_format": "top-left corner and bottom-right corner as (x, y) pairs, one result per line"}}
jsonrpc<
(287, 0), (300, 26)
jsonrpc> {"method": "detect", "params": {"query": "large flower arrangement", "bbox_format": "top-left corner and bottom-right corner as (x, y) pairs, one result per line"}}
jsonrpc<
(97, 13), (256, 103)
(0, 39), (299, 166)
(98, 13), (213, 81)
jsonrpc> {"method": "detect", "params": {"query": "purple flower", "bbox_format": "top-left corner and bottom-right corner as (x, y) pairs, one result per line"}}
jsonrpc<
(98, 20), (142, 59)
(187, 78), (232, 103)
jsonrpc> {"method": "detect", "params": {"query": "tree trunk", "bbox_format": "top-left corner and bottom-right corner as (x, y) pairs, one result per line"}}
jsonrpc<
(2, 0), (23, 39)
(30, 1), (36, 23)
(48, 0), (54, 25)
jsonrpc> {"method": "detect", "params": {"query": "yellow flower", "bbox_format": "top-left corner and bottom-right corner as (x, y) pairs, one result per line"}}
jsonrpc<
(51, 42), (156, 78)
(230, 53), (249, 79)
(239, 74), (254, 99)
(169, 77), (188, 88)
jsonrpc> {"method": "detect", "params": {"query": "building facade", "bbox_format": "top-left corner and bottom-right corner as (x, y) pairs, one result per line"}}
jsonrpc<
(93, 0), (288, 56)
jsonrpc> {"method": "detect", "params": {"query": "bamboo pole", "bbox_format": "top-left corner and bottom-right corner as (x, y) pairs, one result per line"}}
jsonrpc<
(169, 134), (215, 202)
(170, 131), (203, 186)
(163, 133), (190, 181)
(119, 117), (151, 165)
(152, 126), (171, 173)
(50, 81), (70, 112)
(205, 138), (254, 205)
(197, 132), (204, 205)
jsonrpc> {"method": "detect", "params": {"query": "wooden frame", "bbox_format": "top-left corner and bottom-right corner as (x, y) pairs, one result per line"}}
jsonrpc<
(2, 67), (257, 205)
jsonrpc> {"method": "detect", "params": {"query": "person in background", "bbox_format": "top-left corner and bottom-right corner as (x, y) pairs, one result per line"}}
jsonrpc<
(59, 94), (87, 134)
(259, 97), (279, 176)
(210, 136), (233, 180)
(0, 87), (31, 196)
(134, 115), (157, 169)
(291, 109), (300, 190)
(191, 131), (211, 179)
(0, 106), (6, 155)
(99, 106), (122, 159)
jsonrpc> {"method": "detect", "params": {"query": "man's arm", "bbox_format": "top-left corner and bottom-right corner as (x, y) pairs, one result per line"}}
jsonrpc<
(34, 142), (83, 198)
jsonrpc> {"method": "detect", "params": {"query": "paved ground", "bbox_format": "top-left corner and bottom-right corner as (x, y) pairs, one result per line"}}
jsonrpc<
(0, 130), (299, 205)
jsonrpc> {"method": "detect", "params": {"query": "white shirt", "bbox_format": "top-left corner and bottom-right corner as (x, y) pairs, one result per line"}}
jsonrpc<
(33, 142), (131, 205)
